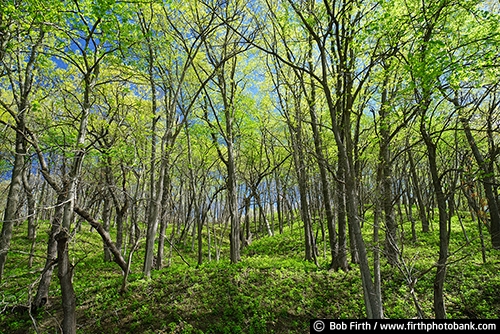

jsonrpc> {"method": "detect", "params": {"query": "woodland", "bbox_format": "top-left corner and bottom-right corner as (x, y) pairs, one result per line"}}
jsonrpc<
(0, 0), (500, 333)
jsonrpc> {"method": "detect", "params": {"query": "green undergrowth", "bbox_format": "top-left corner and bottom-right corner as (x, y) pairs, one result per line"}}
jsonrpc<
(1, 215), (499, 333)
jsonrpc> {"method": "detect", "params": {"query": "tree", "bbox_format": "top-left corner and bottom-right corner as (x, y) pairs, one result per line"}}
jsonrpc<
(282, 0), (383, 318)
(27, 2), (130, 331)
(398, 0), (463, 319)
(0, 1), (47, 282)
(437, 2), (500, 249)
(134, 1), (221, 277)
(271, 59), (318, 264)
(197, 0), (256, 264)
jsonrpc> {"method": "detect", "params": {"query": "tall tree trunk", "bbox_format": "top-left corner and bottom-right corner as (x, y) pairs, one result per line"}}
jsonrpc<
(144, 158), (165, 278)
(56, 229), (76, 334)
(407, 147), (430, 232)
(373, 164), (383, 318)
(343, 148), (383, 319)
(323, 64), (382, 318)
(460, 116), (500, 249)
(286, 105), (317, 264)
(140, 9), (159, 278)
(23, 166), (37, 242)
(275, 174), (284, 235)
(33, 192), (64, 312)
(156, 162), (172, 270)
(227, 136), (241, 264)
(303, 56), (337, 269)
(102, 193), (112, 262)
(156, 170), (171, 270)
(0, 25), (43, 282)
(420, 111), (449, 319)
(0, 128), (25, 282)
(332, 155), (350, 271)
(378, 82), (399, 265)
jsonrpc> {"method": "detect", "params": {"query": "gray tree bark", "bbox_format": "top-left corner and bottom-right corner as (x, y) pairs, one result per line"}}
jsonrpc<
(56, 230), (76, 334)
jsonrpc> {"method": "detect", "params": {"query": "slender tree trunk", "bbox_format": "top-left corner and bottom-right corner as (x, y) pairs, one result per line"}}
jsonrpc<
(323, 63), (382, 317)
(144, 159), (165, 277)
(196, 203), (203, 266)
(33, 192), (64, 312)
(252, 188), (272, 237)
(407, 187), (417, 242)
(140, 11), (159, 277)
(0, 128), (25, 282)
(287, 109), (317, 264)
(227, 137), (241, 264)
(275, 173), (284, 234)
(421, 115), (449, 319)
(304, 65), (337, 269)
(102, 193), (112, 262)
(156, 170), (172, 270)
(343, 151), (382, 318)
(23, 167), (37, 242)
(56, 229), (76, 334)
(408, 148), (430, 232)
(373, 164), (383, 318)
(156, 215), (167, 270)
(24, 170), (37, 267)
(460, 116), (500, 249)
(0, 27), (43, 282)
(378, 83), (399, 265)
(332, 161), (349, 271)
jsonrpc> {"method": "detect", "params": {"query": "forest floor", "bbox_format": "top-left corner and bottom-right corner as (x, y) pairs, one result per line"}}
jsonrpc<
(1, 216), (500, 333)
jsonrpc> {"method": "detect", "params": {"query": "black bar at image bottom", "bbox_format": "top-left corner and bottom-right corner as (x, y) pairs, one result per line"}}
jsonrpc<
(310, 319), (500, 333)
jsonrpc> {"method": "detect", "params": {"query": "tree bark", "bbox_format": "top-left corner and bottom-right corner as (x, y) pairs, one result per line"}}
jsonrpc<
(332, 161), (350, 271)
(143, 156), (165, 277)
(227, 133), (241, 264)
(378, 82), (399, 265)
(102, 193), (112, 262)
(0, 128), (25, 282)
(460, 116), (500, 249)
(303, 59), (337, 269)
(421, 110), (449, 319)
(33, 193), (64, 312)
(56, 229), (76, 334)
(408, 148), (430, 232)
(74, 206), (128, 273)
(0, 22), (44, 283)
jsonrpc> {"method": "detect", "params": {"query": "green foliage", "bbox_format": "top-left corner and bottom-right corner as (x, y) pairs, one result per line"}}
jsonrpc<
(2, 214), (498, 333)
(2, 0), (500, 332)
